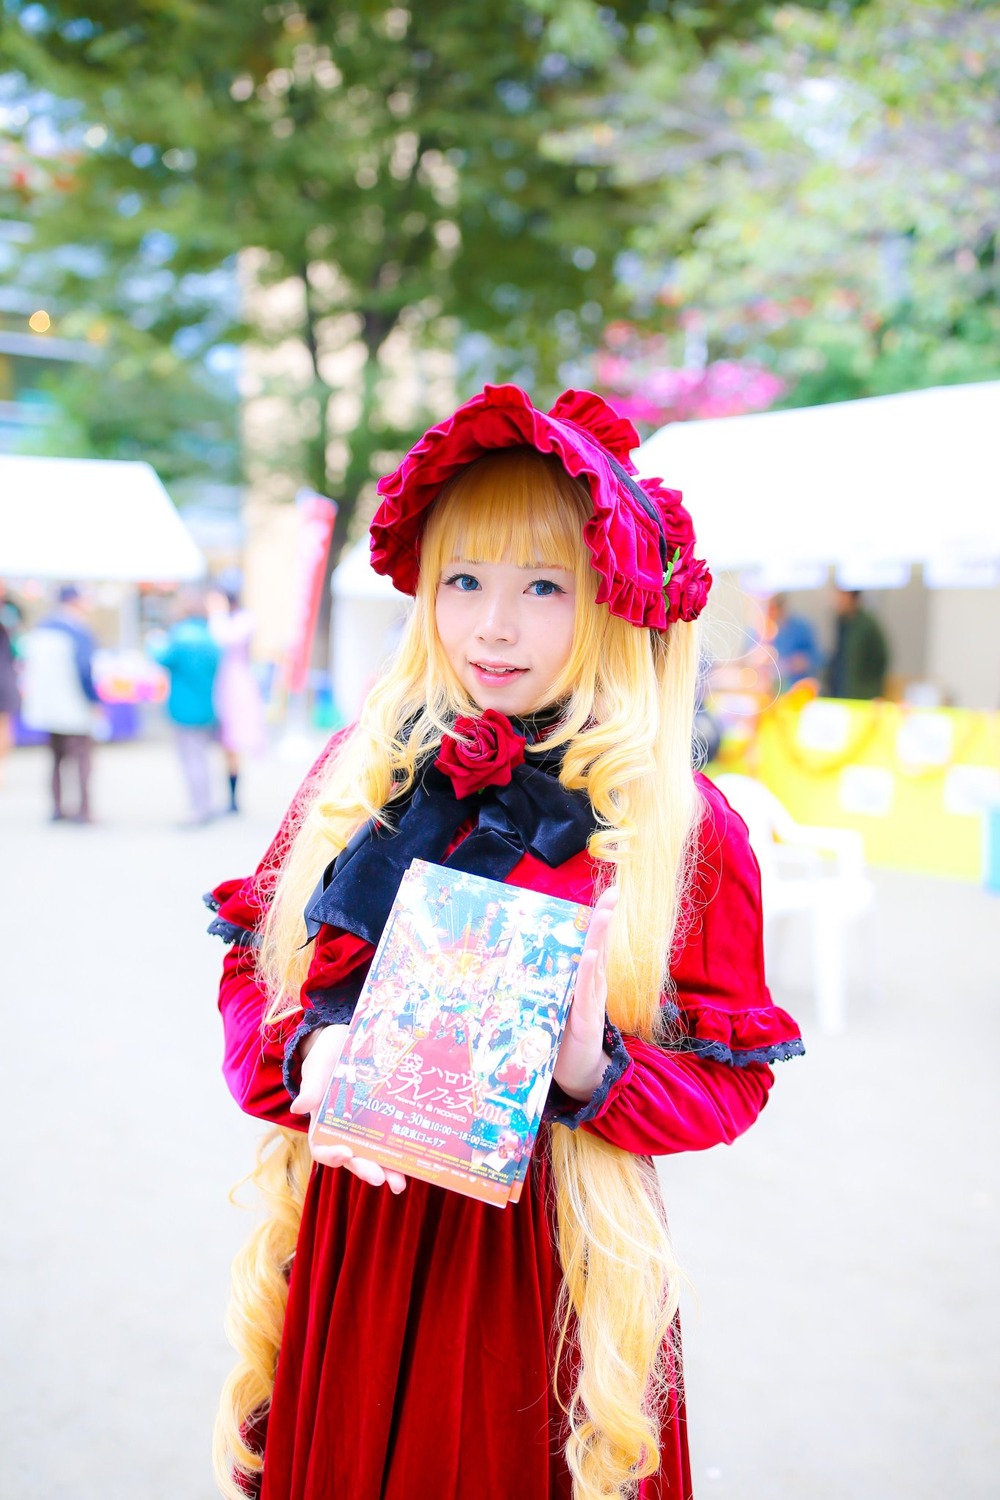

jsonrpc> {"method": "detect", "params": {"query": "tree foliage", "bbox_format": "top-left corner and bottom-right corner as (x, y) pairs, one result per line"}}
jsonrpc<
(3, 0), (864, 554)
(591, 0), (1000, 408)
(0, 0), (787, 553)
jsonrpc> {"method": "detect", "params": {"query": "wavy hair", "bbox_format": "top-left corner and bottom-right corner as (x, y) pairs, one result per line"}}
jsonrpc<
(215, 447), (701, 1500)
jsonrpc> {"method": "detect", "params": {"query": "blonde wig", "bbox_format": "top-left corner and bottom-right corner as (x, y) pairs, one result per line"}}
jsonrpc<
(215, 447), (702, 1500)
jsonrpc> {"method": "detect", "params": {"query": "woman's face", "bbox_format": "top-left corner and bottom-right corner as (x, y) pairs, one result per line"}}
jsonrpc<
(518, 1033), (552, 1068)
(435, 556), (576, 716)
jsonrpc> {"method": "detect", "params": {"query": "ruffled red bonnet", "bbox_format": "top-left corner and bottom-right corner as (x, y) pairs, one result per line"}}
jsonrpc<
(369, 384), (711, 629)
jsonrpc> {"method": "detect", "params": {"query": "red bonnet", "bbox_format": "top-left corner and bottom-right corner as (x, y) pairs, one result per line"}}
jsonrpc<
(369, 384), (711, 629)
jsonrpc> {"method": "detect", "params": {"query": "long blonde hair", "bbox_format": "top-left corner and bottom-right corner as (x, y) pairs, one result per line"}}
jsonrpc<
(214, 447), (701, 1499)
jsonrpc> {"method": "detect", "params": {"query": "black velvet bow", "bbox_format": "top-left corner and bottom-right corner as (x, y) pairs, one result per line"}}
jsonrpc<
(303, 737), (594, 947)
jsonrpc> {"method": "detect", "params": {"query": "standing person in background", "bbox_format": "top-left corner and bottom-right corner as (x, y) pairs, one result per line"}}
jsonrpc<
(0, 584), (22, 783)
(824, 587), (890, 700)
(149, 590), (222, 827)
(19, 584), (100, 823)
(208, 574), (267, 815)
(766, 594), (821, 690)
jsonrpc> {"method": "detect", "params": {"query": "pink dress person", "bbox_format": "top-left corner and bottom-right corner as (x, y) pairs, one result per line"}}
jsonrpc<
(210, 604), (267, 811)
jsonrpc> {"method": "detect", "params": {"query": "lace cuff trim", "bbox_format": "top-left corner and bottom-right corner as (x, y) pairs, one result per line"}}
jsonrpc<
(281, 985), (362, 1099)
(203, 890), (259, 948)
(545, 1018), (631, 1131)
(678, 1034), (806, 1067)
(674, 997), (804, 1067)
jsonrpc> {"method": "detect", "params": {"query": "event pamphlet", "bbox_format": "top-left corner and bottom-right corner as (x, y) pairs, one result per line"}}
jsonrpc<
(311, 859), (592, 1207)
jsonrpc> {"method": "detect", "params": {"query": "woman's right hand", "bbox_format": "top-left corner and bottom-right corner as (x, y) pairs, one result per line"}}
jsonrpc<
(289, 1024), (407, 1194)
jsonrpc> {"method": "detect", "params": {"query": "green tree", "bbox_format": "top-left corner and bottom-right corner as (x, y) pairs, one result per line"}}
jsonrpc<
(583, 0), (1000, 408)
(20, 335), (241, 489)
(2, 1), (628, 554)
(1, 0), (835, 559)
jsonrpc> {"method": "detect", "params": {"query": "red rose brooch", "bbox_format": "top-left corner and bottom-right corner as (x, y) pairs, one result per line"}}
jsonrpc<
(434, 711), (527, 798)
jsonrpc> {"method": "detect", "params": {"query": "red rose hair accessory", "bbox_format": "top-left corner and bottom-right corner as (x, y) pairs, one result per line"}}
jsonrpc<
(370, 383), (711, 629)
(434, 710), (527, 798)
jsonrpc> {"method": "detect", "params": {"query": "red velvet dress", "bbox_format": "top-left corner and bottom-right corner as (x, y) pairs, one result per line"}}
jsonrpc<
(210, 746), (802, 1500)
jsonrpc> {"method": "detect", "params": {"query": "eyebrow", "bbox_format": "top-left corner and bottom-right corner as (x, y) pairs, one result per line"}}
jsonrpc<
(444, 558), (572, 571)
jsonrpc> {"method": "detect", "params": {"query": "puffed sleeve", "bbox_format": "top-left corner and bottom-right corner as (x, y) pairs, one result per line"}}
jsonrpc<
(213, 927), (374, 1131)
(214, 944), (302, 1127)
(560, 774), (803, 1156)
(205, 728), (370, 1131)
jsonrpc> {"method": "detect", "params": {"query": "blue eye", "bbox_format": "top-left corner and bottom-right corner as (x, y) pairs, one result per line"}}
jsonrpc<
(444, 572), (480, 592)
(527, 578), (562, 597)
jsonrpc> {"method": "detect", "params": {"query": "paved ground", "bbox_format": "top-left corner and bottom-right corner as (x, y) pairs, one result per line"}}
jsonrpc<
(1, 737), (997, 1500)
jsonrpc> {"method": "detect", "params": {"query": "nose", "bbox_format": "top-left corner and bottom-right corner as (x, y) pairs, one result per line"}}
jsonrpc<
(475, 589), (517, 643)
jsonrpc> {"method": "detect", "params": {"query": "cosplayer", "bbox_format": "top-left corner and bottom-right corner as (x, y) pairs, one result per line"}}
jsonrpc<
(207, 385), (804, 1500)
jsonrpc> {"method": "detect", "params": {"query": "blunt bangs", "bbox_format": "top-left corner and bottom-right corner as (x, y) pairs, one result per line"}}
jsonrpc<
(421, 448), (591, 578)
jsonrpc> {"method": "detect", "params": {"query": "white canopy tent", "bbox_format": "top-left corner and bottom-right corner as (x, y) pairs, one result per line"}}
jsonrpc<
(0, 454), (205, 582)
(329, 538), (410, 721)
(634, 382), (1000, 707)
(634, 381), (1000, 589)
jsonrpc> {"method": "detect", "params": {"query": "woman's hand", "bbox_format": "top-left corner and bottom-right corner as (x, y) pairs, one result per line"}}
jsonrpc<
(289, 1023), (407, 1194)
(553, 886), (619, 1102)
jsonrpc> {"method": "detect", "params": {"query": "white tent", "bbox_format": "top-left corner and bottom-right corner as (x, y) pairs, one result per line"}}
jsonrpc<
(634, 381), (1000, 587)
(0, 454), (205, 582)
(331, 536), (406, 602)
(329, 539), (410, 720)
(635, 382), (1000, 707)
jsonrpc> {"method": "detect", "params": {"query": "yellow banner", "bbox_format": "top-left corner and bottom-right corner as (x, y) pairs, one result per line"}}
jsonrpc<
(713, 689), (1000, 882)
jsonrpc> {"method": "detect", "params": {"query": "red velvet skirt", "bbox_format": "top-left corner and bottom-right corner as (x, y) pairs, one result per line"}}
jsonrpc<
(257, 1141), (692, 1499)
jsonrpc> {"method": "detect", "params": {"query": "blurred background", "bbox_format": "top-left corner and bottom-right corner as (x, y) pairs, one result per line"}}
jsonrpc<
(1, 3), (997, 1498)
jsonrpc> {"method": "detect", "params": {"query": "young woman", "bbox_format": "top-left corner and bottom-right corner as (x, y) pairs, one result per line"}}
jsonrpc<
(207, 386), (803, 1500)
(208, 579), (267, 814)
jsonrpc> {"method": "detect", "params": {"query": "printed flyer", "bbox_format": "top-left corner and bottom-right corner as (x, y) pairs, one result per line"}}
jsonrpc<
(311, 859), (592, 1206)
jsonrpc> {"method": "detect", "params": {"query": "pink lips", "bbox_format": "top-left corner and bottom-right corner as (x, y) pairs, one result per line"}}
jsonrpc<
(470, 661), (527, 683)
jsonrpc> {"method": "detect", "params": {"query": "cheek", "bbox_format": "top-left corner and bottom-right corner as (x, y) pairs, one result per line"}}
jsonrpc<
(435, 595), (475, 678)
(544, 603), (577, 674)
(434, 594), (460, 651)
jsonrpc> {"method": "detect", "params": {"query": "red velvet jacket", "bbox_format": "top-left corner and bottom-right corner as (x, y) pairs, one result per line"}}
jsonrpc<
(208, 734), (803, 1158)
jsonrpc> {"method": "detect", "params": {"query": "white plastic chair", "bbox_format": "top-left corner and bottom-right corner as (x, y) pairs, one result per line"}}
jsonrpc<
(711, 773), (876, 1035)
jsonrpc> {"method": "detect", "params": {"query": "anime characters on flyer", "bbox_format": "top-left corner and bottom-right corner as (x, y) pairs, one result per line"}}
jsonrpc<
(474, 989), (520, 1078)
(207, 384), (804, 1500)
(467, 1025), (557, 1176)
(430, 984), (473, 1049)
(324, 1006), (406, 1121)
(491, 1025), (555, 1099)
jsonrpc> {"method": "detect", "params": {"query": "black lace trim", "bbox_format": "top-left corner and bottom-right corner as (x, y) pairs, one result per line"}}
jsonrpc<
(206, 915), (259, 948)
(544, 1018), (631, 1131)
(542, 1020), (804, 1132)
(281, 980), (367, 1098)
(203, 890), (259, 948)
(678, 1035), (806, 1067)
